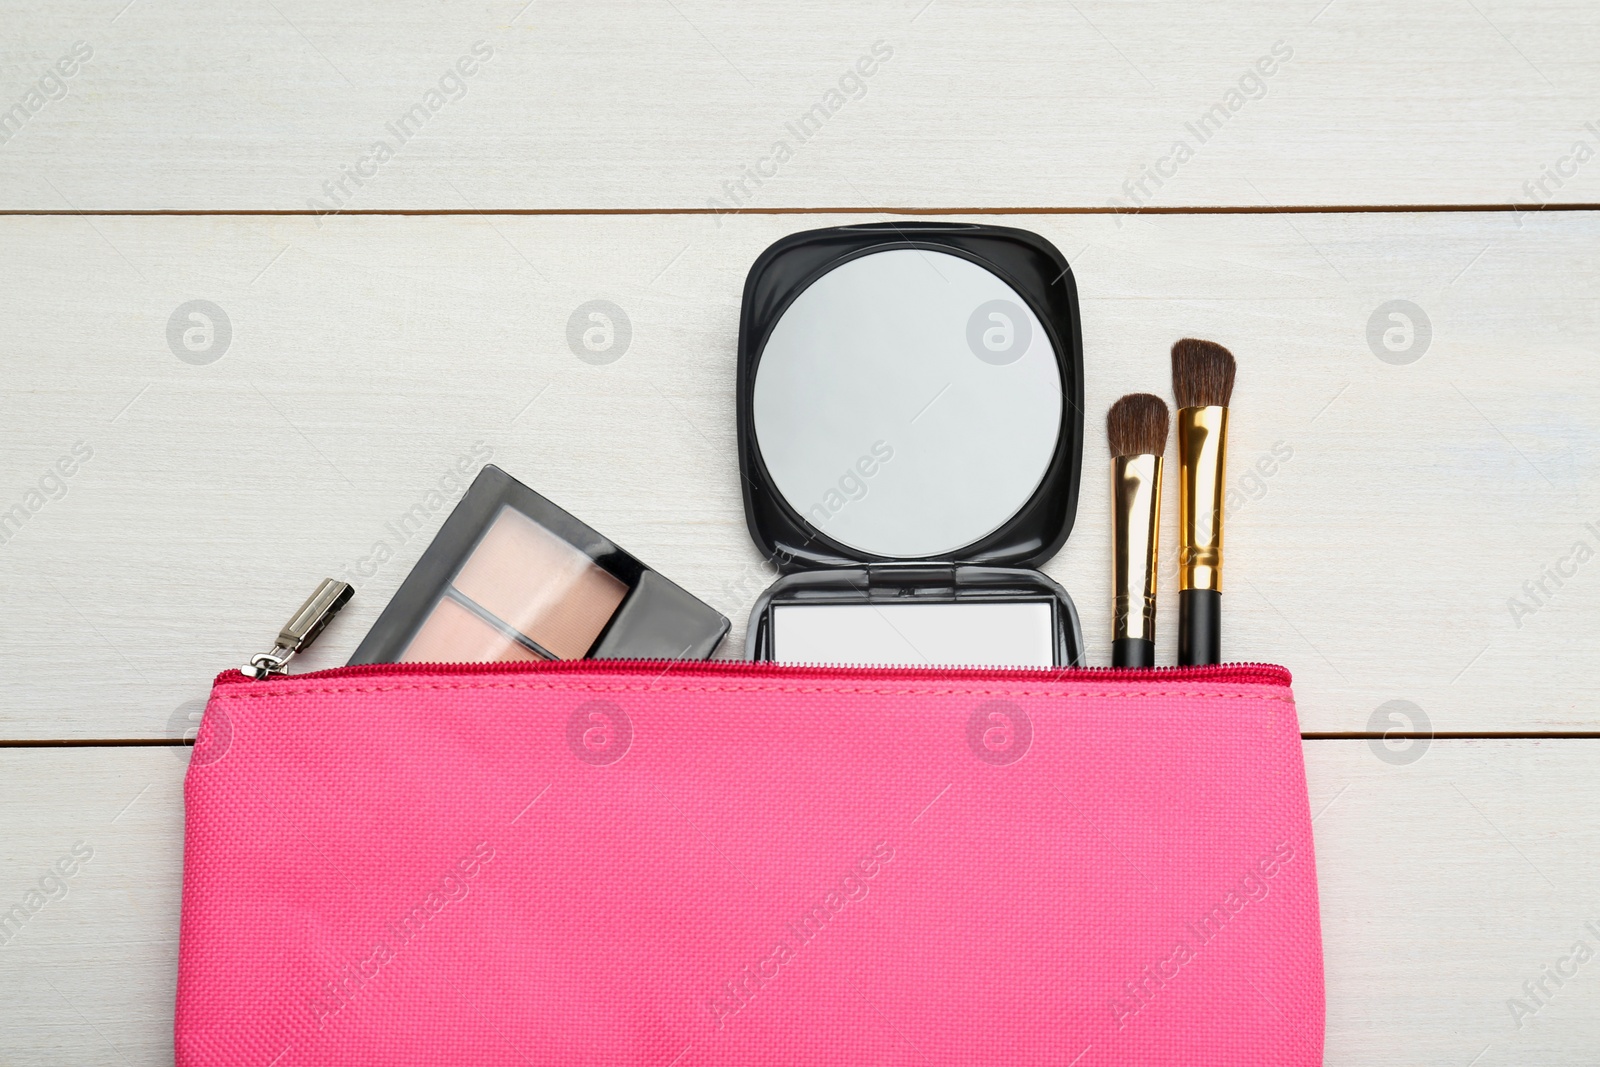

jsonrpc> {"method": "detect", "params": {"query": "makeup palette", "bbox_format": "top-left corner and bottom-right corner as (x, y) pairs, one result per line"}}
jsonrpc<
(736, 222), (1086, 666)
(349, 465), (728, 665)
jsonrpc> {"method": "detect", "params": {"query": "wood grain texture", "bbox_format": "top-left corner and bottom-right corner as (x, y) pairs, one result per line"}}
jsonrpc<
(1, 743), (1597, 1065)
(0, 750), (183, 1067)
(1308, 739), (1600, 1065)
(3, 5), (1595, 1063)
(2, 0), (1599, 210)
(0, 210), (1595, 739)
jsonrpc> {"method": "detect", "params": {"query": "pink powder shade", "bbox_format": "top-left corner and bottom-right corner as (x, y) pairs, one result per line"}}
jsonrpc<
(400, 597), (544, 664)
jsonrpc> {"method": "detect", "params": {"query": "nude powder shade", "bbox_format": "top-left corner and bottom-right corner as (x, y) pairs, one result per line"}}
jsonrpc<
(401, 596), (544, 664)
(451, 507), (629, 659)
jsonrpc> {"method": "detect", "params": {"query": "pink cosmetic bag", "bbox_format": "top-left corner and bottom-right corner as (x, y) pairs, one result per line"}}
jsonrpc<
(177, 660), (1323, 1066)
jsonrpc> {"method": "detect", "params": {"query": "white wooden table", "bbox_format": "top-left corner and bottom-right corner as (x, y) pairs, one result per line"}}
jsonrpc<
(3, 2), (1599, 1063)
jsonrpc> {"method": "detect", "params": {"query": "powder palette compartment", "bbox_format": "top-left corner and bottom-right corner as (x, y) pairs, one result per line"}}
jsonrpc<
(349, 465), (728, 665)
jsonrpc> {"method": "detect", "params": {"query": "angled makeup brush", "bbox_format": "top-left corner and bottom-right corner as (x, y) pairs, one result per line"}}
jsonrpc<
(1171, 338), (1237, 666)
(1108, 393), (1169, 668)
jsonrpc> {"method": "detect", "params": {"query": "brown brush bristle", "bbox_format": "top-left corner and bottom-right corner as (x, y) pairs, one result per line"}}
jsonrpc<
(1171, 338), (1237, 409)
(1107, 393), (1170, 458)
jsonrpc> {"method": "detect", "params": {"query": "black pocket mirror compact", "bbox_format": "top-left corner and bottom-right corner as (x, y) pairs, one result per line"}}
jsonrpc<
(737, 222), (1085, 667)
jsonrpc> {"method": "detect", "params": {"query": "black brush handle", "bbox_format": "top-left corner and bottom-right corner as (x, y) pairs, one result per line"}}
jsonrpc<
(1111, 637), (1155, 669)
(1177, 589), (1221, 666)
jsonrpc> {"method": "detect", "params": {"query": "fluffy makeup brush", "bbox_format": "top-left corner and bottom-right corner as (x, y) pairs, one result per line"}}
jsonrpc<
(1172, 338), (1237, 411)
(1171, 339), (1237, 666)
(1108, 393), (1170, 668)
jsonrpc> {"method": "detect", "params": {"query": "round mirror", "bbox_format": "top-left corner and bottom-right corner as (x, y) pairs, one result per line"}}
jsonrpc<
(753, 248), (1063, 559)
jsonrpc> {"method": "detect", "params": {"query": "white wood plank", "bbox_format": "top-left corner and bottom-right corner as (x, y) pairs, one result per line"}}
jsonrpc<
(1307, 739), (1600, 1066)
(0, 210), (1595, 738)
(0, 749), (184, 1066)
(2, 0), (1600, 210)
(2, 742), (1598, 1064)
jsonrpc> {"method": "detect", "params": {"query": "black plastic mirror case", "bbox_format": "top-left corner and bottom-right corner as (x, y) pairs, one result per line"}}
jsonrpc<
(736, 222), (1086, 666)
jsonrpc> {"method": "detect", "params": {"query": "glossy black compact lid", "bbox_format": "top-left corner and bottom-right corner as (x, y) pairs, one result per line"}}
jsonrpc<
(736, 222), (1084, 573)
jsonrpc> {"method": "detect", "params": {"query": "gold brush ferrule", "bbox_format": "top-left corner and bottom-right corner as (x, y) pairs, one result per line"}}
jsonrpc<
(1177, 405), (1229, 592)
(1112, 453), (1163, 643)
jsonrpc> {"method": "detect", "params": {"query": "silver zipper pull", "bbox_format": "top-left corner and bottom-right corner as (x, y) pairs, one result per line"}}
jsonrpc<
(242, 579), (354, 680)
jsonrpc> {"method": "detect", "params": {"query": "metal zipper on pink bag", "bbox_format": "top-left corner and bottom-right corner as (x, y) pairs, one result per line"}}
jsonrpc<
(239, 578), (354, 680)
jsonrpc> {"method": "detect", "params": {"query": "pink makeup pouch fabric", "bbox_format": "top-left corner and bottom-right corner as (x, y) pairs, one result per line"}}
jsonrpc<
(177, 660), (1323, 1066)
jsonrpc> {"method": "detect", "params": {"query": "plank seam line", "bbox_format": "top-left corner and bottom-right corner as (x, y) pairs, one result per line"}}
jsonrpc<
(2, 204), (1599, 218)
